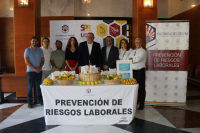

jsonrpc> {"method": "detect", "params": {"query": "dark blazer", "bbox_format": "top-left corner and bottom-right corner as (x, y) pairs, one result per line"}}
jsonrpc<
(101, 45), (119, 70)
(78, 41), (102, 67)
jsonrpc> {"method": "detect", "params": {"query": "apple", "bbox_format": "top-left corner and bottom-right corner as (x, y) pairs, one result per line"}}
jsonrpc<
(95, 81), (98, 85)
(98, 80), (101, 84)
(87, 81), (90, 85)
(91, 81), (94, 85)
(79, 81), (83, 85)
(83, 81), (86, 85)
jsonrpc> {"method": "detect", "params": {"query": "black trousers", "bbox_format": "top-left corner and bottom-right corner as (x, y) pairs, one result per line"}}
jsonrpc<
(133, 68), (146, 105)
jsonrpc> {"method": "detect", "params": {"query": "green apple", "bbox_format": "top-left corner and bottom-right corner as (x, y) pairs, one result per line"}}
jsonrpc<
(79, 81), (83, 85)
(98, 80), (101, 84)
(83, 81), (86, 85)
(95, 81), (98, 85)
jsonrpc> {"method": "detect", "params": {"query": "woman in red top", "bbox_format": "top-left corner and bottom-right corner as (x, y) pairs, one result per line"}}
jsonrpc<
(65, 37), (79, 74)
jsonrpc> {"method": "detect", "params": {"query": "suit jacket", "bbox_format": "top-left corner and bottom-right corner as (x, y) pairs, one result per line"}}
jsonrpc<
(101, 45), (119, 70)
(78, 41), (102, 67)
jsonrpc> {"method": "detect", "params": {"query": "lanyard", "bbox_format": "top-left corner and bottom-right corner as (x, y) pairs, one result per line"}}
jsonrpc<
(134, 50), (137, 56)
(122, 50), (127, 58)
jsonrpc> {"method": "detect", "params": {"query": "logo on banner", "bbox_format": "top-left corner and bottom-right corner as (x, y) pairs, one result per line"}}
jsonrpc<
(81, 33), (88, 38)
(80, 24), (91, 38)
(97, 23), (108, 38)
(62, 25), (69, 33)
(146, 24), (156, 43)
(86, 88), (91, 94)
(81, 24), (91, 31)
(109, 23), (120, 37)
(146, 24), (156, 49)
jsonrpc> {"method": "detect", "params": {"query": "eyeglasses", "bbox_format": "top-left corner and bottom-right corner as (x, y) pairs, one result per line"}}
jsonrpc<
(121, 42), (126, 44)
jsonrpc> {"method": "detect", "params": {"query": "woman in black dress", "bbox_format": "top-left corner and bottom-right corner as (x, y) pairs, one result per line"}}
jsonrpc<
(65, 37), (79, 74)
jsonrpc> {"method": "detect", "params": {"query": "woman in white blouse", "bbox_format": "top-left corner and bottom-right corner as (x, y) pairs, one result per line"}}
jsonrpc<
(119, 39), (132, 60)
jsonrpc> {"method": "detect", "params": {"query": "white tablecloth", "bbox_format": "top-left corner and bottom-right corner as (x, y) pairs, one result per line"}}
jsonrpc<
(40, 83), (139, 125)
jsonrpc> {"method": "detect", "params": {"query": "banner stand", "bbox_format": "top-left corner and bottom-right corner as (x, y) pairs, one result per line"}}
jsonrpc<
(145, 20), (189, 106)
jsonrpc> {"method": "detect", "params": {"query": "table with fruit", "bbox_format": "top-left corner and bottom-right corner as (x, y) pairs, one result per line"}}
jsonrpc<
(42, 73), (137, 86)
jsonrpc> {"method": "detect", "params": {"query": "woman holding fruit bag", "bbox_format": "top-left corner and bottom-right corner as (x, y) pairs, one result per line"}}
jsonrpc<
(65, 37), (79, 74)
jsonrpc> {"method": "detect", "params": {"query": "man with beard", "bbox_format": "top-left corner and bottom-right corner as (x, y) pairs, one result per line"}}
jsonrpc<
(50, 40), (66, 72)
(24, 36), (44, 108)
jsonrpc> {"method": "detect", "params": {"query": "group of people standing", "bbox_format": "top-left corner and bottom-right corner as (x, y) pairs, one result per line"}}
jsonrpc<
(24, 32), (147, 110)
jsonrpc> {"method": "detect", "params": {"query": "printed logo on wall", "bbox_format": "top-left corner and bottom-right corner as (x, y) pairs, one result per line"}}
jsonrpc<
(62, 25), (69, 33)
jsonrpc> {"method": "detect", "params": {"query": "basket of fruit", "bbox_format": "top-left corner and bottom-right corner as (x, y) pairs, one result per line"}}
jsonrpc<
(101, 74), (122, 85)
(121, 78), (137, 85)
(42, 78), (54, 85)
(55, 72), (76, 85)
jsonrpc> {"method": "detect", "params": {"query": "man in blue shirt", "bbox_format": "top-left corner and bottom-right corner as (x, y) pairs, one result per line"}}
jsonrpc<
(24, 36), (44, 108)
(101, 36), (119, 71)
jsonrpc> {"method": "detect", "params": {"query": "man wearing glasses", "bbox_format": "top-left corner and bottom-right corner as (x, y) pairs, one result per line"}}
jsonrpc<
(129, 38), (147, 110)
(50, 40), (66, 72)
(78, 32), (102, 72)
(101, 36), (119, 71)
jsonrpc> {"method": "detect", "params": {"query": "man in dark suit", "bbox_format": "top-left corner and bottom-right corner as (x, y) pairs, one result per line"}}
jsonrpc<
(101, 36), (119, 71)
(78, 32), (102, 72)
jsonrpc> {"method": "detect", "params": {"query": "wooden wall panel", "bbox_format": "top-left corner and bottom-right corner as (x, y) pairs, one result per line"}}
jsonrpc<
(0, 18), (15, 73)
(132, 0), (158, 49)
(35, 14), (41, 46)
(14, 13), (35, 34)
(14, 0), (41, 74)
(15, 55), (27, 74)
(0, 74), (27, 97)
(41, 16), (74, 37)
(170, 5), (200, 65)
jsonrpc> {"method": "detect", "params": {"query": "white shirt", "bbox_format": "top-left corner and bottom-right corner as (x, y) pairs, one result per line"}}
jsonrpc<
(128, 47), (147, 70)
(87, 42), (93, 55)
(40, 46), (53, 70)
(119, 48), (133, 60)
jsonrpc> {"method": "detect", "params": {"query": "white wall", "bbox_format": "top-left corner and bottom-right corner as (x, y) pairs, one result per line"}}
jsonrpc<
(41, 0), (74, 16)
(168, 0), (200, 18)
(158, 0), (168, 18)
(0, 0), (13, 17)
(74, 0), (132, 17)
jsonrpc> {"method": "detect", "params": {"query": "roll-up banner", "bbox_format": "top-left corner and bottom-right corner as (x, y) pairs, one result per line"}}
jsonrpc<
(145, 21), (189, 106)
(50, 20), (127, 50)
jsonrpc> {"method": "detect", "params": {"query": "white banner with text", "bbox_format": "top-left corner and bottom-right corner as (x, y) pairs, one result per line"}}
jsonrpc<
(41, 84), (138, 125)
(145, 21), (189, 106)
